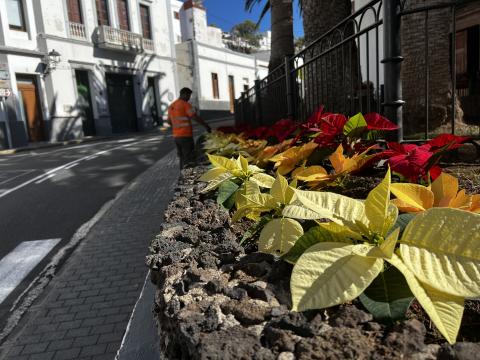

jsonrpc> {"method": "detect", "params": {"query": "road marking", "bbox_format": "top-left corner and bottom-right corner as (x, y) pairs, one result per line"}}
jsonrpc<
(0, 138), (154, 199)
(34, 173), (56, 184)
(0, 239), (61, 304)
(0, 170), (35, 185)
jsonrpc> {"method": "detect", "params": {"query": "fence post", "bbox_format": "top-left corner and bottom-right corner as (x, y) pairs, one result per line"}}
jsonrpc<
(284, 56), (294, 120)
(254, 80), (262, 126)
(239, 92), (246, 126)
(382, 0), (404, 142)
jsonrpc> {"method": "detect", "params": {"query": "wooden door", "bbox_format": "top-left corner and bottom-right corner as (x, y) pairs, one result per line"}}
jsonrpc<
(106, 73), (137, 133)
(228, 75), (235, 113)
(95, 0), (110, 26)
(17, 76), (45, 142)
(67, 0), (83, 23)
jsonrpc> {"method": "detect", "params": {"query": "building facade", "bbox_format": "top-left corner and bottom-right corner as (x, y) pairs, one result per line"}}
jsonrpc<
(0, 0), (178, 149)
(174, 0), (269, 119)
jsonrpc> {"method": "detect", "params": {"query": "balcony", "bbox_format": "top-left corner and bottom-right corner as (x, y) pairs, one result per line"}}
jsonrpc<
(142, 38), (155, 53)
(95, 25), (143, 53)
(69, 22), (88, 40)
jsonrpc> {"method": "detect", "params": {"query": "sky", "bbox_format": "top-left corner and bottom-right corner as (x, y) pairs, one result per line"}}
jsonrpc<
(202, 0), (304, 38)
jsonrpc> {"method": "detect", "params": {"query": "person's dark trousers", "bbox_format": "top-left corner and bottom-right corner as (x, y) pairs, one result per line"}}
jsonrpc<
(174, 136), (195, 169)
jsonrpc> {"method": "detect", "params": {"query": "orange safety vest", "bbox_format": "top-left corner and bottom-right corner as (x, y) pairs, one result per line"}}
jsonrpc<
(167, 99), (195, 137)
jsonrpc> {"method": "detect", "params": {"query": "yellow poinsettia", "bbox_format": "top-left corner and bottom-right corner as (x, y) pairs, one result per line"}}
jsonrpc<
(391, 172), (480, 213)
(283, 169), (480, 344)
(269, 142), (318, 175)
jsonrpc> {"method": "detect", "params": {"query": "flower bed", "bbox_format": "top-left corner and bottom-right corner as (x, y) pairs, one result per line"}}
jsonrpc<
(147, 109), (480, 359)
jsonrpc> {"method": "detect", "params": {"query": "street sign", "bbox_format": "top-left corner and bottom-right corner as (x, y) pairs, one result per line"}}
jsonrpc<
(0, 64), (9, 81)
(0, 88), (11, 97)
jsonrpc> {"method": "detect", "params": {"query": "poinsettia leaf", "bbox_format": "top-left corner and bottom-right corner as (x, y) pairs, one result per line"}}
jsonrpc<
(364, 113), (399, 131)
(359, 265), (414, 324)
(343, 113), (368, 137)
(217, 180), (240, 208)
(283, 224), (355, 264)
(258, 218), (304, 256)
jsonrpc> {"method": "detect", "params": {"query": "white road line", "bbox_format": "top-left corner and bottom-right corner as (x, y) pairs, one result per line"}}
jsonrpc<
(0, 138), (151, 199)
(0, 239), (61, 304)
(0, 170), (35, 185)
(64, 162), (80, 170)
(34, 173), (56, 184)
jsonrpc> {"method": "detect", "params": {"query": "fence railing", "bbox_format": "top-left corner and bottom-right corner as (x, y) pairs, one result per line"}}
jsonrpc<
(69, 22), (88, 40)
(235, 0), (480, 142)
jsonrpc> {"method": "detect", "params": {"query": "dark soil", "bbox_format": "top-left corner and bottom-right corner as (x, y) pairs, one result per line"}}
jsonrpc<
(146, 146), (480, 360)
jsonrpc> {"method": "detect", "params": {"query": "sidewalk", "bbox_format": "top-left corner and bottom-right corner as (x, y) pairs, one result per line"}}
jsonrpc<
(0, 149), (179, 360)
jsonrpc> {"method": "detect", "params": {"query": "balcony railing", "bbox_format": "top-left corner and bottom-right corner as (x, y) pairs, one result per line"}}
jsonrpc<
(95, 25), (143, 53)
(69, 22), (87, 40)
(143, 38), (155, 53)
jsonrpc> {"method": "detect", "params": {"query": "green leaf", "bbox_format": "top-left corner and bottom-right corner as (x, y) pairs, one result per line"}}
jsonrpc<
(283, 224), (355, 264)
(359, 265), (414, 324)
(343, 113), (368, 137)
(217, 180), (239, 207)
(258, 218), (304, 256)
(390, 213), (416, 234)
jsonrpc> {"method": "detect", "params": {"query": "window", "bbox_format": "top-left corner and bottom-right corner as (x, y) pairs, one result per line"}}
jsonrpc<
(67, 0), (83, 24)
(139, 4), (151, 39)
(117, 0), (130, 31)
(211, 73), (219, 99)
(174, 11), (180, 20)
(7, 0), (26, 31)
(95, 0), (110, 26)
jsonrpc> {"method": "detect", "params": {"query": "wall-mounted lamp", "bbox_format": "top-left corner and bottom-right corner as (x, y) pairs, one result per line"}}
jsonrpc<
(43, 49), (61, 75)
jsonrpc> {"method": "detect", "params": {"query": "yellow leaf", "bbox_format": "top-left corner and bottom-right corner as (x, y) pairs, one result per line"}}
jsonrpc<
(199, 167), (228, 182)
(258, 218), (304, 256)
(250, 173), (275, 188)
(450, 189), (472, 210)
(470, 194), (480, 213)
(380, 227), (400, 259)
(391, 198), (424, 213)
(294, 189), (369, 232)
(269, 142), (318, 176)
(207, 154), (238, 172)
(200, 172), (234, 193)
(291, 242), (383, 311)
(319, 222), (363, 241)
(400, 208), (480, 298)
(431, 173), (459, 207)
(282, 203), (333, 220)
(365, 169), (396, 236)
(390, 183), (434, 211)
(387, 254), (464, 344)
(270, 174), (295, 204)
(238, 155), (249, 173)
(294, 166), (331, 182)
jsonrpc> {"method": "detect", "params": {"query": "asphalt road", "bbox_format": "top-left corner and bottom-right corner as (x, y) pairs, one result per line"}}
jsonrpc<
(0, 131), (178, 327)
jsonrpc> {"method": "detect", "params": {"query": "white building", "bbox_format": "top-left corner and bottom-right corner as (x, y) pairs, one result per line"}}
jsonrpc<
(258, 31), (271, 51)
(174, 0), (268, 118)
(0, 0), (178, 149)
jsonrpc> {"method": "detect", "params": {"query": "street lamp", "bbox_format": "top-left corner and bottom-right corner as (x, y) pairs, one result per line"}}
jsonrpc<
(43, 49), (61, 74)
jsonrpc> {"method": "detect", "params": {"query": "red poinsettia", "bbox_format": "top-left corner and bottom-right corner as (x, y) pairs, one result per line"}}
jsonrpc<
(265, 118), (299, 142)
(364, 113), (399, 131)
(426, 134), (470, 152)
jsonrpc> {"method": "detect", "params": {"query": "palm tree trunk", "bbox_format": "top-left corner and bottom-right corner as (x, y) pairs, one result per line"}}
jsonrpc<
(269, 0), (294, 71)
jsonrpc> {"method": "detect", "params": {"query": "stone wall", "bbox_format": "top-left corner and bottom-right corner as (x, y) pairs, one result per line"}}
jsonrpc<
(401, 0), (464, 136)
(146, 156), (480, 359)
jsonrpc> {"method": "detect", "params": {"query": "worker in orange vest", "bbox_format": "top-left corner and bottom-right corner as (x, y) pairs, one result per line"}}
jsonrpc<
(167, 87), (211, 168)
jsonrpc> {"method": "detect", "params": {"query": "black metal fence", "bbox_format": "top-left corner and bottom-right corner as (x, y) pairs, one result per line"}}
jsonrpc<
(234, 0), (480, 142)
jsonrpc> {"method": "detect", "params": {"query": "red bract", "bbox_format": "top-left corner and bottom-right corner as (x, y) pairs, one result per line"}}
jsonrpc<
(266, 118), (299, 142)
(364, 113), (399, 131)
(427, 134), (470, 152)
(321, 113), (348, 136)
(381, 142), (441, 182)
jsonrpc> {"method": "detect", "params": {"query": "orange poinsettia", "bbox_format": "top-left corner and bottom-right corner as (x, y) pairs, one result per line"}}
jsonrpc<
(293, 144), (377, 187)
(390, 172), (480, 213)
(268, 141), (318, 175)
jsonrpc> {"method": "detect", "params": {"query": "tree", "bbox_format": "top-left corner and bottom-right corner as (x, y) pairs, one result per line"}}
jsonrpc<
(294, 36), (305, 51)
(231, 20), (261, 48)
(245, 0), (294, 71)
